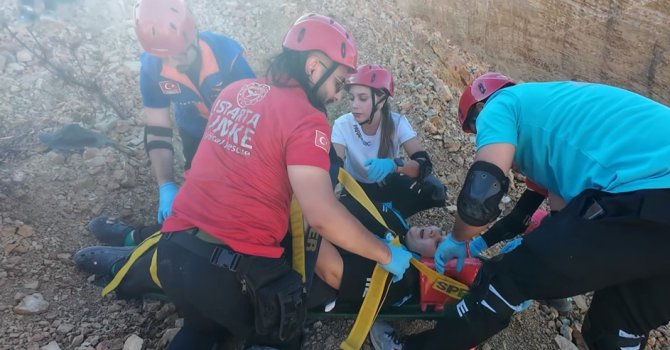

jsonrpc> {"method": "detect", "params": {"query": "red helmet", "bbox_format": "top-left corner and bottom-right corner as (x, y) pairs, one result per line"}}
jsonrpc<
(458, 72), (515, 133)
(134, 0), (197, 57)
(283, 13), (357, 72)
(346, 64), (394, 96)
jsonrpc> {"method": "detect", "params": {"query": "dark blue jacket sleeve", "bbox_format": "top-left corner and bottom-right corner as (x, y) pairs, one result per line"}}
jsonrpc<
(139, 53), (170, 108)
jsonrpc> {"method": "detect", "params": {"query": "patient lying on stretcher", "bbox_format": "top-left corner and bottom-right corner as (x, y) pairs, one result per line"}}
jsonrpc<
(73, 197), (453, 311)
(308, 224), (446, 310)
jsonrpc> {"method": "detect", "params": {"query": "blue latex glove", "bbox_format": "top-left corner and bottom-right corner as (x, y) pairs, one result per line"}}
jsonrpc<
(365, 158), (396, 183)
(499, 237), (523, 254)
(435, 233), (467, 274)
(380, 242), (413, 283)
(157, 182), (179, 223)
(380, 232), (420, 260)
(517, 300), (532, 313)
(469, 236), (488, 257)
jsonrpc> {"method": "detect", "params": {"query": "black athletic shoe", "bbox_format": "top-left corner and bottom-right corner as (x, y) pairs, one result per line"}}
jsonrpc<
(74, 246), (133, 277)
(86, 216), (134, 246)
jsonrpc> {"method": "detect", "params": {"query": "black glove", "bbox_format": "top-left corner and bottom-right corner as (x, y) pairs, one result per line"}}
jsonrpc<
(481, 189), (546, 247)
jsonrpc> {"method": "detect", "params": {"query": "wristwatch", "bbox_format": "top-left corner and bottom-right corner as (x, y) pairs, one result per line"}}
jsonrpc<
(393, 158), (404, 172)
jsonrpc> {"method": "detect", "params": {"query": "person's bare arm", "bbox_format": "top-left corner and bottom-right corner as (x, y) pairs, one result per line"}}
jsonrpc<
(398, 137), (422, 178)
(452, 143), (516, 241)
(144, 107), (175, 185)
(288, 165), (391, 264)
(333, 143), (346, 161)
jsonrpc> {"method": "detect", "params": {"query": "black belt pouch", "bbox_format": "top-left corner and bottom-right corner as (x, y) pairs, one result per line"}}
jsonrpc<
(237, 256), (306, 343)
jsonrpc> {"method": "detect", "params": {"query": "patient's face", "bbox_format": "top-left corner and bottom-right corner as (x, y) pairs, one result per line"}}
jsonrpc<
(405, 226), (443, 258)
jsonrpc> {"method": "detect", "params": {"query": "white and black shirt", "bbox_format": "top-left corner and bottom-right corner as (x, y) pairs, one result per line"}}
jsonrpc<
(331, 112), (416, 183)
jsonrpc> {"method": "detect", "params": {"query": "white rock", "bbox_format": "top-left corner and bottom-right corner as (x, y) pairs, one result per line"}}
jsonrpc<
(56, 253), (71, 261)
(554, 335), (578, 350)
(123, 334), (143, 350)
(56, 323), (74, 334)
(84, 156), (107, 168)
(14, 293), (49, 315)
(6, 62), (25, 73)
(11, 170), (27, 183)
(40, 341), (61, 350)
(16, 50), (32, 63)
(159, 328), (180, 348)
(24, 280), (39, 289)
(560, 324), (573, 341)
(71, 334), (84, 347)
(82, 148), (101, 160)
(572, 294), (588, 312)
(48, 152), (66, 166)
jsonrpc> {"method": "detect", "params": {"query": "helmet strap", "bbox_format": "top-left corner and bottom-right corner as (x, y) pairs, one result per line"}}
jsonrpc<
(359, 88), (388, 125)
(310, 62), (338, 97)
(304, 62), (338, 113)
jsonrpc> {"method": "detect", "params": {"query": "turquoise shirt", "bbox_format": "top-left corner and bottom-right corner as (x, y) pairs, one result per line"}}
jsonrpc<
(476, 81), (670, 202)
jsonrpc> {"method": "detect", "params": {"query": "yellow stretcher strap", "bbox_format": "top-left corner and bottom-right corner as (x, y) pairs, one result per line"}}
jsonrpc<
(150, 248), (162, 288)
(339, 169), (395, 350)
(101, 231), (162, 296)
(338, 168), (469, 349)
(338, 169), (386, 227)
(338, 169), (468, 296)
(290, 196), (306, 282)
(340, 254), (394, 350)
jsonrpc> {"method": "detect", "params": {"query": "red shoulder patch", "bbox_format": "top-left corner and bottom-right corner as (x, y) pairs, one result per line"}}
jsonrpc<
(314, 130), (329, 153)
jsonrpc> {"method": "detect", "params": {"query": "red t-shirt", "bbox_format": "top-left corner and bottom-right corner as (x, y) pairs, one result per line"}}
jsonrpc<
(162, 79), (331, 258)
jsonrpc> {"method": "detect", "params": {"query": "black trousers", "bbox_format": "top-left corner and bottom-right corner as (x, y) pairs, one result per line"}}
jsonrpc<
(405, 189), (670, 349)
(358, 173), (446, 218)
(156, 236), (301, 350)
(336, 252), (418, 308)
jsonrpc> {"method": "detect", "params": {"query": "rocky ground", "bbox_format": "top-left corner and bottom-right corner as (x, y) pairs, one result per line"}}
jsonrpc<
(0, 0), (669, 349)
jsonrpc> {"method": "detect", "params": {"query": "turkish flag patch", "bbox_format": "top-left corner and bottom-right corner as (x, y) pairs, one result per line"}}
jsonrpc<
(314, 130), (329, 153)
(159, 81), (181, 95)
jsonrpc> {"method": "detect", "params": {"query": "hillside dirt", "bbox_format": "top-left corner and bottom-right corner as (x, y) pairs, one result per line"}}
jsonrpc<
(0, 0), (668, 349)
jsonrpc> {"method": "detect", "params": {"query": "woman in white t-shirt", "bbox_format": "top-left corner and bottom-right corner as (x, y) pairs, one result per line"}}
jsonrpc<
(332, 64), (446, 218)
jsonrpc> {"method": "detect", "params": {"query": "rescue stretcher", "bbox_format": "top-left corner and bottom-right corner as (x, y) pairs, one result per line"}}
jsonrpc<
(291, 169), (482, 349)
(307, 257), (482, 321)
(101, 168), (476, 349)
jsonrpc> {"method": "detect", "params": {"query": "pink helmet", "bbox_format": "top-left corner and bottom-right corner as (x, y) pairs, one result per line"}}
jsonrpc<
(458, 72), (515, 133)
(346, 64), (394, 96)
(134, 0), (197, 57)
(283, 13), (357, 72)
